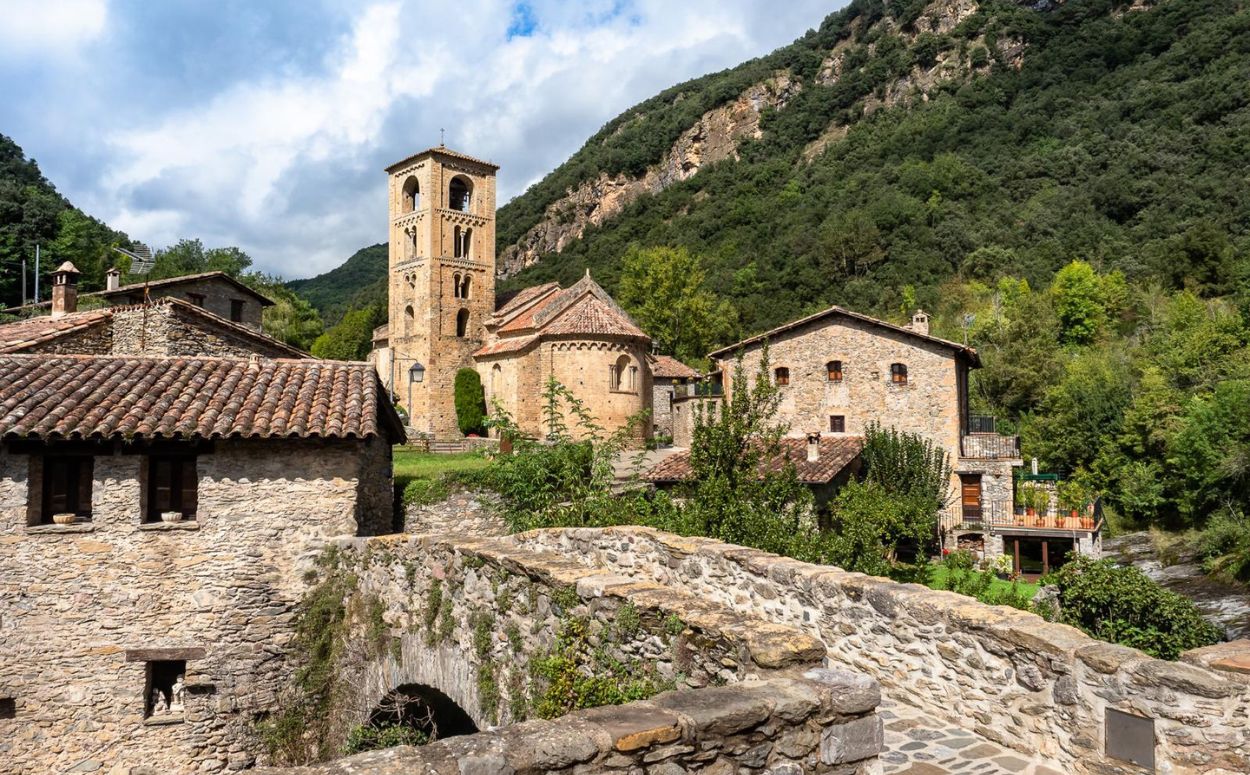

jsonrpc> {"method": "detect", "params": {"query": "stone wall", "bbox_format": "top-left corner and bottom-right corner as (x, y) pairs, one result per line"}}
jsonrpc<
(255, 669), (881, 775)
(110, 277), (265, 329)
(110, 303), (299, 358)
(516, 527), (1250, 774)
(318, 531), (827, 744)
(0, 438), (390, 774)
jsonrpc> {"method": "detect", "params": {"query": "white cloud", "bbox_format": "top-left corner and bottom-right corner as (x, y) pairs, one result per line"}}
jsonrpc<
(0, 0), (108, 55)
(75, 0), (838, 278)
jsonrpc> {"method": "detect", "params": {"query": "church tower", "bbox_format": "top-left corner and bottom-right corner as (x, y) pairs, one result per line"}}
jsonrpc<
(385, 146), (498, 437)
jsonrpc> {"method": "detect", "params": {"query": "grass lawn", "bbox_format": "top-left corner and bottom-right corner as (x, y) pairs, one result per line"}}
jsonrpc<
(927, 564), (1041, 600)
(393, 447), (493, 488)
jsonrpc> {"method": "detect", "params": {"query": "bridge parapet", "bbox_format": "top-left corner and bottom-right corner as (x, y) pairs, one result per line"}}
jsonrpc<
(258, 668), (881, 774)
(514, 526), (1250, 774)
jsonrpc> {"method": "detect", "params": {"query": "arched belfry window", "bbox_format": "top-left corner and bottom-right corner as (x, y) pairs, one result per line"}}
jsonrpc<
(453, 226), (462, 258)
(461, 274), (471, 300)
(462, 227), (473, 259)
(456, 308), (470, 338)
(404, 305), (415, 336)
(449, 177), (472, 212)
(402, 176), (419, 213)
(452, 273), (463, 298)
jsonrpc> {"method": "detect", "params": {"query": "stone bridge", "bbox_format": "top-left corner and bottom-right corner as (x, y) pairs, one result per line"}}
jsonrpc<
(277, 526), (1250, 774)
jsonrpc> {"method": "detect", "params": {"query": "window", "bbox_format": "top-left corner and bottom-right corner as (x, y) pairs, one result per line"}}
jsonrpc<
(829, 415), (845, 433)
(455, 309), (469, 338)
(449, 177), (472, 212)
(452, 272), (463, 298)
(890, 363), (908, 385)
(461, 275), (471, 300)
(187, 293), (205, 307)
(404, 305), (415, 336)
(0, 697), (14, 719)
(462, 227), (472, 259)
(774, 367), (789, 386)
(491, 364), (501, 395)
(229, 299), (245, 323)
(145, 660), (187, 720)
(40, 456), (93, 524)
(827, 360), (843, 382)
(401, 176), (419, 213)
(612, 354), (634, 392)
(145, 456), (197, 523)
(453, 226), (463, 258)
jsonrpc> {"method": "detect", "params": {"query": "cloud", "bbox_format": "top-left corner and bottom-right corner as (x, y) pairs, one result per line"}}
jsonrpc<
(5, 0), (839, 279)
(0, 0), (108, 55)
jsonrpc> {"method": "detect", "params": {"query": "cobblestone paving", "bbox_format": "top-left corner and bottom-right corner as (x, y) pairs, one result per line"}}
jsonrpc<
(880, 700), (1065, 775)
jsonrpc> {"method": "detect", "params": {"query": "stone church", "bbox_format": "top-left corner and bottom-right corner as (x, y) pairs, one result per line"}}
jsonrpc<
(372, 146), (655, 440)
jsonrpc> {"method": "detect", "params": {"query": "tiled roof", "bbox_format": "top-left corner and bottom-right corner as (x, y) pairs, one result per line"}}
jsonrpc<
(644, 436), (863, 485)
(385, 146), (499, 172)
(707, 306), (979, 366)
(651, 355), (700, 380)
(0, 271), (275, 315)
(0, 310), (113, 353)
(493, 282), (561, 321)
(543, 295), (648, 338)
(0, 354), (404, 442)
(473, 335), (538, 358)
(496, 274), (648, 341)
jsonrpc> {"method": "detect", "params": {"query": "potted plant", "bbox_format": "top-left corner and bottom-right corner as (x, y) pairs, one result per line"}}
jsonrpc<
(160, 510), (184, 524)
(51, 512), (76, 525)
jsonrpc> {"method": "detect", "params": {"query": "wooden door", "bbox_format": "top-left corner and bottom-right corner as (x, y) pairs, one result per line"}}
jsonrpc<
(960, 474), (982, 522)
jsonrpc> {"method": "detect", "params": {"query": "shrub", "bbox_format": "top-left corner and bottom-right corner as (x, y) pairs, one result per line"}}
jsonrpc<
(403, 478), (451, 508)
(454, 369), (487, 436)
(1049, 557), (1222, 660)
(1199, 509), (1250, 583)
(342, 723), (428, 755)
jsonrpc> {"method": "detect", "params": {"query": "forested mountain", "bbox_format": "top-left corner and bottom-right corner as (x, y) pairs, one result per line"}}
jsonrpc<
(0, 133), (131, 305)
(286, 243), (387, 326)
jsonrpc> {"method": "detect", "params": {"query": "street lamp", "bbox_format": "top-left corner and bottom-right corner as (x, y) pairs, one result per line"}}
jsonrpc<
(406, 361), (425, 426)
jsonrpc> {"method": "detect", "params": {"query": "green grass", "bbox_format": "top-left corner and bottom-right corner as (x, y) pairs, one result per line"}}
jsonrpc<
(927, 565), (1040, 600)
(393, 448), (493, 489)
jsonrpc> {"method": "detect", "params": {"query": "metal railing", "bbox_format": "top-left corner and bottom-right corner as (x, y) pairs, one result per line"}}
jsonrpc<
(959, 433), (1020, 459)
(954, 502), (1099, 532)
(968, 414), (997, 434)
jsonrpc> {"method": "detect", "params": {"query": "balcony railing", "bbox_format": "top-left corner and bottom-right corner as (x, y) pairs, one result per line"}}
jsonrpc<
(956, 502), (1100, 532)
(960, 433), (1020, 459)
(968, 414), (997, 434)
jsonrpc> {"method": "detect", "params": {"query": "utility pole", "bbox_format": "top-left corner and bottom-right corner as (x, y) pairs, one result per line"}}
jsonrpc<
(34, 245), (40, 303)
(21, 258), (26, 306)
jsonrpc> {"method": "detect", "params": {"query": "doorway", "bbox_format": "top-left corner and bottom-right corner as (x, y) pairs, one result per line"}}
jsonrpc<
(959, 474), (982, 524)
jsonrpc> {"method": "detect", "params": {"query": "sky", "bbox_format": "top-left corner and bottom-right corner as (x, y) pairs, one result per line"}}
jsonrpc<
(0, 0), (839, 280)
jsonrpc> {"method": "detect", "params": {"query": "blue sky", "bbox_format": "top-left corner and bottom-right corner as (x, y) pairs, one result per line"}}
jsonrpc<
(0, 0), (839, 279)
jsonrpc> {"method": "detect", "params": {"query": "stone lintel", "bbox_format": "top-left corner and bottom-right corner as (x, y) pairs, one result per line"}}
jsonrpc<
(124, 647), (207, 663)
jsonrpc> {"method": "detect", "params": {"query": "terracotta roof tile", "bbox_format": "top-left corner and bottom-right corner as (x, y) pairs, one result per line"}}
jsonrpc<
(473, 335), (538, 357)
(0, 354), (404, 442)
(385, 146), (499, 172)
(651, 355), (700, 380)
(644, 435), (863, 485)
(543, 296), (648, 338)
(0, 310), (113, 353)
(493, 282), (561, 319)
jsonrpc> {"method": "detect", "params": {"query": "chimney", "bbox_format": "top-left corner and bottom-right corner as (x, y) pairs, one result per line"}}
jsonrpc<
(806, 432), (821, 462)
(106, 267), (121, 291)
(910, 309), (930, 336)
(50, 262), (80, 318)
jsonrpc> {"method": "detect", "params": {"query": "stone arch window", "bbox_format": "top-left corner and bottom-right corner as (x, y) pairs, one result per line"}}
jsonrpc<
(449, 176), (472, 212)
(453, 226), (462, 258)
(462, 227), (473, 259)
(612, 354), (635, 392)
(455, 308), (470, 338)
(461, 274), (471, 300)
(410, 228), (419, 258)
(774, 367), (790, 387)
(404, 305), (415, 336)
(491, 364), (502, 396)
(402, 176), (420, 213)
(452, 273), (463, 298)
(890, 363), (908, 385)
(827, 360), (843, 382)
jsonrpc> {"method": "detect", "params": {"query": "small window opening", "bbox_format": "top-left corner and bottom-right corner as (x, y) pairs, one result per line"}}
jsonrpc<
(612, 354), (633, 392)
(461, 275), (471, 300)
(890, 363), (908, 385)
(462, 227), (472, 259)
(229, 299), (244, 323)
(455, 309), (469, 338)
(827, 360), (843, 382)
(449, 177), (471, 212)
(145, 660), (187, 720)
(0, 698), (15, 719)
(453, 226), (463, 258)
(187, 293), (205, 308)
(404, 305), (415, 336)
(774, 367), (790, 386)
(452, 273), (463, 298)
(401, 176), (420, 213)
(830, 415), (845, 433)
(145, 456), (197, 523)
(40, 455), (93, 524)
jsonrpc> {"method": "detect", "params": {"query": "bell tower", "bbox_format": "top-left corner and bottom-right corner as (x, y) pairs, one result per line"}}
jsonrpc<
(385, 146), (498, 438)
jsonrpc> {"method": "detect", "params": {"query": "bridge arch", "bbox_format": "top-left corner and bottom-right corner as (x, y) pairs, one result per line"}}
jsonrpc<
(355, 633), (489, 734)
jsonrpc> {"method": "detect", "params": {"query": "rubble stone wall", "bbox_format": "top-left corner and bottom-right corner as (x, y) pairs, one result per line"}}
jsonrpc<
(0, 438), (390, 774)
(254, 670), (882, 775)
(517, 526), (1250, 775)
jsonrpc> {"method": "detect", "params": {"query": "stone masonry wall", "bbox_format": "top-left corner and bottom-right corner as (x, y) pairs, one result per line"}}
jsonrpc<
(109, 304), (298, 358)
(255, 670), (882, 775)
(0, 438), (387, 774)
(319, 532), (827, 742)
(517, 527), (1250, 774)
(112, 277), (264, 329)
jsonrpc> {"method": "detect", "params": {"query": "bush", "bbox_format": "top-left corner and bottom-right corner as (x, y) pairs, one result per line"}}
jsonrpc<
(342, 723), (429, 755)
(1049, 557), (1222, 660)
(402, 478), (451, 508)
(454, 369), (487, 436)
(933, 550), (1033, 610)
(1199, 509), (1250, 583)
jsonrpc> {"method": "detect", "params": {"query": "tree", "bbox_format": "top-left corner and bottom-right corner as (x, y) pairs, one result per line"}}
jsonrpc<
(310, 305), (383, 361)
(453, 369), (487, 436)
(252, 278), (325, 351)
(616, 246), (737, 365)
(1051, 261), (1106, 346)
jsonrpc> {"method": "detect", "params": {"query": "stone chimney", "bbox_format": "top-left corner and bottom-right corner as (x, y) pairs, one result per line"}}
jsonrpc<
(50, 262), (80, 318)
(106, 267), (121, 291)
(806, 432), (821, 463)
(910, 309), (930, 336)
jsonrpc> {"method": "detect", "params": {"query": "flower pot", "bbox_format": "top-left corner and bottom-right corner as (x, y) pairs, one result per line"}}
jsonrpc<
(51, 512), (76, 525)
(160, 511), (184, 524)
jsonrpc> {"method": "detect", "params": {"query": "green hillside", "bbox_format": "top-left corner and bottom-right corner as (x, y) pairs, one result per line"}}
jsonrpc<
(286, 243), (388, 325)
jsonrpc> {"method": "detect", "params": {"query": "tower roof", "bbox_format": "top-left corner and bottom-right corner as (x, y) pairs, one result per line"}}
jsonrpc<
(385, 145), (499, 173)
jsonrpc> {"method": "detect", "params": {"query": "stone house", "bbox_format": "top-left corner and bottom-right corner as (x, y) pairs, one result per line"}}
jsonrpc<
(2, 266), (273, 329)
(680, 305), (1095, 572)
(374, 146), (658, 441)
(650, 355), (700, 439)
(0, 353), (404, 773)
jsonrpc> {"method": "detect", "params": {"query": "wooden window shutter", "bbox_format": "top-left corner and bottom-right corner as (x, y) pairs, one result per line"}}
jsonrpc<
(180, 459), (198, 517)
